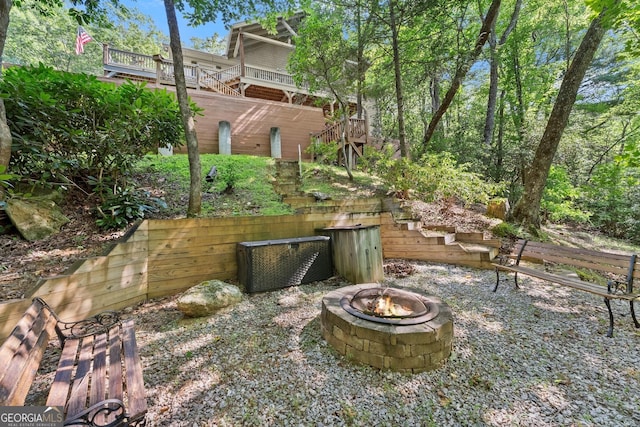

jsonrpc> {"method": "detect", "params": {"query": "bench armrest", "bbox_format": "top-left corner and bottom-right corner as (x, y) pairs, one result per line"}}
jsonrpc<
(63, 398), (126, 427)
(55, 311), (121, 342)
(33, 298), (121, 344)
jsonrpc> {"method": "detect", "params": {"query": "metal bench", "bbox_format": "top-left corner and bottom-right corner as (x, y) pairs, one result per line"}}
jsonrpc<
(493, 239), (639, 337)
(0, 297), (146, 426)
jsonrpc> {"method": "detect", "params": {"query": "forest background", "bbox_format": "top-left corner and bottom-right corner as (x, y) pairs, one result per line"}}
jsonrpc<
(0, 0), (639, 244)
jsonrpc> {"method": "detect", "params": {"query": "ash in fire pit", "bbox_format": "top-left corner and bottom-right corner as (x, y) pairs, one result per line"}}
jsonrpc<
(340, 287), (440, 325)
(321, 284), (453, 373)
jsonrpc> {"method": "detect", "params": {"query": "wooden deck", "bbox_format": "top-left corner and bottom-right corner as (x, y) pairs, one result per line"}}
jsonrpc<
(103, 45), (318, 106)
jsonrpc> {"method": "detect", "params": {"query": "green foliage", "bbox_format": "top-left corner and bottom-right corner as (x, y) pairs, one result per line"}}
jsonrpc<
(4, 1), (166, 75)
(581, 162), (640, 243)
(96, 186), (167, 230)
(306, 140), (339, 165)
(540, 166), (591, 224)
(491, 222), (521, 239)
(361, 147), (501, 205)
(0, 165), (18, 194)
(1, 65), (184, 195)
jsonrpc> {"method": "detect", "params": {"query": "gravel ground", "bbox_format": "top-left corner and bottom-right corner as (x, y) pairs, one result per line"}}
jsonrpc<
(28, 261), (640, 426)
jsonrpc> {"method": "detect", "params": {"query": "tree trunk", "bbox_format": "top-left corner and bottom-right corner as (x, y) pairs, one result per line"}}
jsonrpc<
(0, 0), (13, 180)
(483, 31), (499, 146)
(163, 0), (202, 216)
(510, 9), (609, 228)
(483, 0), (522, 146)
(422, 0), (501, 149)
(389, 0), (408, 158)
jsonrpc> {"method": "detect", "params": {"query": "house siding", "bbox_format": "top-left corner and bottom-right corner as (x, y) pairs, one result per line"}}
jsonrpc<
(245, 44), (292, 71)
(174, 87), (325, 159)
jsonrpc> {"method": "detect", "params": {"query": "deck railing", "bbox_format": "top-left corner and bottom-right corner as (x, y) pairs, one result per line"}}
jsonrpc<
(244, 65), (298, 87)
(103, 45), (302, 93)
(103, 47), (156, 73)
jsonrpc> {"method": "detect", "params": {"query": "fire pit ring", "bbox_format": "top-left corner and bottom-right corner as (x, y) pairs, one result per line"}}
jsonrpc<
(321, 284), (453, 373)
(340, 287), (441, 325)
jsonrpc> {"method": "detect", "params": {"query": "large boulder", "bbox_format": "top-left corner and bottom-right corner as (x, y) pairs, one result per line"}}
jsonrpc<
(177, 280), (243, 317)
(5, 197), (70, 241)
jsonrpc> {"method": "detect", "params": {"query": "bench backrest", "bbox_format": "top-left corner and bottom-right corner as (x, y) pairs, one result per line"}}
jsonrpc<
(0, 298), (57, 405)
(512, 239), (639, 286)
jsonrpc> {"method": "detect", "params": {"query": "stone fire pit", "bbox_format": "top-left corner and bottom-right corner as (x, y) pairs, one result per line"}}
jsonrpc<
(321, 284), (453, 373)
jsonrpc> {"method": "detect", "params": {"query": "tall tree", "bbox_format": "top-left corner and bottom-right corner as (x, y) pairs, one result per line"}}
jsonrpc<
(422, 0), (502, 148)
(289, 8), (358, 178)
(510, 2), (620, 227)
(164, 0), (201, 216)
(482, 0), (521, 146)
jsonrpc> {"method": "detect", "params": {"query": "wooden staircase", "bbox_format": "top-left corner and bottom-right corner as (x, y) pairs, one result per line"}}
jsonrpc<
(272, 160), (500, 269)
(199, 68), (242, 97)
(380, 212), (500, 269)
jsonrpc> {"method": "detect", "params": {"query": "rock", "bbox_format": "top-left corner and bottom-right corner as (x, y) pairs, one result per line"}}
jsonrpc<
(177, 280), (243, 317)
(5, 197), (70, 241)
(486, 198), (509, 220)
(310, 191), (331, 201)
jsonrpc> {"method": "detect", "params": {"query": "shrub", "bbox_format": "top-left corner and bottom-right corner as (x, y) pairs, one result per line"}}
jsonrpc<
(362, 148), (502, 205)
(95, 186), (167, 230)
(581, 162), (640, 243)
(306, 140), (338, 165)
(491, 222), (521, 239)
(540, 166), (590, 224)
(1, 64), (186, 194)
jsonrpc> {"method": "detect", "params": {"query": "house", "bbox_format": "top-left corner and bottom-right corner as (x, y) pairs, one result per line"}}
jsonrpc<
(101, 12), (368, 163)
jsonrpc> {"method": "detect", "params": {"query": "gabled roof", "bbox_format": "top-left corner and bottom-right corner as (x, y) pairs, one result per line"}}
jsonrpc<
(225, 11), (305, 59)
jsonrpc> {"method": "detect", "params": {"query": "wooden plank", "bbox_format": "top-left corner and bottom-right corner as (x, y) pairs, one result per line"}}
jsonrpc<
(66, 335), (94, 419)
(122, 320), (147, 421)
(148, 252), (235, 269)
(33, 260), (147, 296)
(107, 325), (123, 425)
(0, 301), (56, 405)
(46, 338), (80, 407)
(494, 264), (637, 299)
(90, 332), (107, 405)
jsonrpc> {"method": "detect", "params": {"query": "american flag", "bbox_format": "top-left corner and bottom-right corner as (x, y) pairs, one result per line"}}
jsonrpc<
(75, 26), (92, 55)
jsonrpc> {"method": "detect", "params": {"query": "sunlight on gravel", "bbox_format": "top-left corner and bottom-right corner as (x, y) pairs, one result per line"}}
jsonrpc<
(100, 262), (640, 427)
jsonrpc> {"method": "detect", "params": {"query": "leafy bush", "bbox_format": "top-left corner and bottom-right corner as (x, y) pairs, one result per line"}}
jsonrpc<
(361, 148), (501, 205)
(1, 64), (185, 194)
(306, 140), (338, 165)
(540, 166), (590, 224)
(96, 186), (167, 230)
(581, 162), (640, 243)
(491, 222), (521, 239)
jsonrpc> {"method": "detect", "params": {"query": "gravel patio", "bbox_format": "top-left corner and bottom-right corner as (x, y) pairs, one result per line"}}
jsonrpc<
(29, 261), (640, 426)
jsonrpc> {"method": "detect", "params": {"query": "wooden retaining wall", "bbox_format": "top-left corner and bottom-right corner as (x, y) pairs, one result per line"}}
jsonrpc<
(0, 198), (499, 341)
(0, 200), (382, 340)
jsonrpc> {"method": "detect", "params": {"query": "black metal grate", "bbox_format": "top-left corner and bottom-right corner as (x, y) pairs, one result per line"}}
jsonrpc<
(237, 236), (333, 293)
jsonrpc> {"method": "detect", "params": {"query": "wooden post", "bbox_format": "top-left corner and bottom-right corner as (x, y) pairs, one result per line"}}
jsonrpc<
(102, 43), (109, 66)
(239, 31), (245, 78)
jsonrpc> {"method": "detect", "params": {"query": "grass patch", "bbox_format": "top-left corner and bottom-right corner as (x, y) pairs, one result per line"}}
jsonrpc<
(300, 163), (387, 199)
(133, 154), (294, 217)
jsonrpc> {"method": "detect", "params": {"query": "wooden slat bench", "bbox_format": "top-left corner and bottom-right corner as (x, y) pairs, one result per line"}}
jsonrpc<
(0, 297), (146, 426)
(493, 239), (640, 337)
